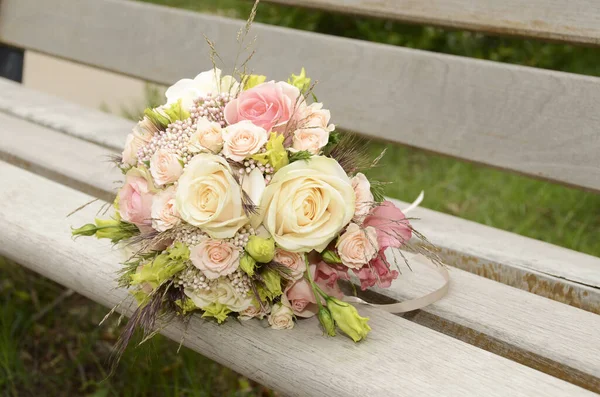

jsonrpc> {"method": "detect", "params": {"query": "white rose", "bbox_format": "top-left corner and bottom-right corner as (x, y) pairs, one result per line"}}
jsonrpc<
(267, 302), (295, 330)
(184, 279), (252, 312)
(151, 186), (180, 232)
(188, 117), (224, 154)
(336, 223), (379, 269)
(291, 103), (334, 154)
(351, 173), (374, 223)
(222, 121), (268, 162)
(176, 153), (248, 238)
(165, 68), (240, 110)
(256, 156), (355, 252)
(149, 148), (183, 186)
(121, 117), (157, 166)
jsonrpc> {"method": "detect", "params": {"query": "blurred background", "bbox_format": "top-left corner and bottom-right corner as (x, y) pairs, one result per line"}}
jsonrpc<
(2, 0), (599, 396)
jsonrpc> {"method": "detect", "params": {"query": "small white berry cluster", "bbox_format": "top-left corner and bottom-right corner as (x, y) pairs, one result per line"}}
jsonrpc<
(137, 118), (196, 164)
(228, 225), (256, 248)
(227, 269), (251, 295)
(174, 226), (207, 246)
(238, 158), (275, 184)
(176, 266), (212, 291)
(189, 92), (232, 128)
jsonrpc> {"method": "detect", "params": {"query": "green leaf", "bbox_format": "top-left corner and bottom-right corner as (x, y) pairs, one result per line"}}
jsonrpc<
(288, 150), (312, 163)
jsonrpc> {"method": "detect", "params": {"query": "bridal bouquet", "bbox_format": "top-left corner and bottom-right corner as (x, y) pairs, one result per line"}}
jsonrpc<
(72, 3), (442, 358)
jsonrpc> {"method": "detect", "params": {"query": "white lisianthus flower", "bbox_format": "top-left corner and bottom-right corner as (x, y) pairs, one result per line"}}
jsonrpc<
(176, 153), (248, 238)
(165, 68), (239, 110)
(184, 279), (252, 312)
(255, 156), (355, 252)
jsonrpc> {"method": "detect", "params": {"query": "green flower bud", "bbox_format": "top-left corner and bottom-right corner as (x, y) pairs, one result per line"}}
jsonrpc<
(71, 223), (97, 237)
(167, 242), (190, 261)
(287, 68), (311, 93)
(318, 306), (336, 336)
(322, 249), (342, 264)
(239, 253), (257, 277)
(326, 297), (371, 342)
(243, 74), (266, 90)
(245, 236), (275, 263)
(261, 268), (282, 300)
(201, 302), (231, 324)
(251, 133), (289, 172)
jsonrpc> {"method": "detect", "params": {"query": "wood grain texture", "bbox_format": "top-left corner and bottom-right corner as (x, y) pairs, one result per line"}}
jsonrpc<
(0, 160), (596, 397)
(1, 1), (600, 191)
(2, 113), (600, 388)
(264, 0), (600, 45)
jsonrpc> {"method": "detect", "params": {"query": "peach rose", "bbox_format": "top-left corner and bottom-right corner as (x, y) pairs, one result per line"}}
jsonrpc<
(188, 117), (224, 154)
(351, 173), (374, 223)
(151, 186), (180, 232)
(336, 223), (379, 269)
(239, 301), (271, 321)
(273, 248), (306, 281)
(292, 103), (334, 154)
(122, 117), (156, 166)
(118, 171), (154, 228)
(149, 149), (183, 186)
(268, 302), (295, 330)
(284, 278), (318, 318)
(190, 239), (240, 280)
(222, 121), (268, 162)
(224, 81), (302, 131)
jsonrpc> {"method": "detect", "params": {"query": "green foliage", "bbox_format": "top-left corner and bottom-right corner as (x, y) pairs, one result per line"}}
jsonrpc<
(288, 150), (312, 163)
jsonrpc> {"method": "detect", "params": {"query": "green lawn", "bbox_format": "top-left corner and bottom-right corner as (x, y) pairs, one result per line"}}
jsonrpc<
(2, 1), (599, 396)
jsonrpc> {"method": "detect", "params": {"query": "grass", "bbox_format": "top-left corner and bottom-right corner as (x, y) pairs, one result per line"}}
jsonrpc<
(2, 0), (599, 396)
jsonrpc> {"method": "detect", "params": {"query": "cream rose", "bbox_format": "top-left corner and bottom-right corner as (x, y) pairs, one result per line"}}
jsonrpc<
(256, 156), (355, 252)
(188, 117), (224, 154)
(222, 121), (268, 162)
(166, 68), (239, 110)
(351, 173), (374, 223)
(336, 223), (379, 269)
(273, 248), (306, 281)
(184, 279), (252, 312)
(190, 239), (240, 279)
(267, 302), (295, 330)
(149, 149), (183, 186)
(176, 153), (247, 238)
(151, 186), (180, 232)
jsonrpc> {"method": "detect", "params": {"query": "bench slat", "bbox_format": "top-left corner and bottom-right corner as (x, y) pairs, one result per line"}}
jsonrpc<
(0, 160), (596, 396)
(2, 77), (599, 315)
(264, 0), (600, 45)
(1, 1), (600, 191)
(2, 112), (600, 389)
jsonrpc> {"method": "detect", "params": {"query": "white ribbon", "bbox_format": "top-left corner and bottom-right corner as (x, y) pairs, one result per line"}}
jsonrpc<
(343, 254), (450, 313)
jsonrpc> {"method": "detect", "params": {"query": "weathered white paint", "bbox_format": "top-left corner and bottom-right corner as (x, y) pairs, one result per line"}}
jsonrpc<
(2, 112), (600, 389)
(1, 0), (600, 190)
(0, 160), (596, 396)
(264, 0), (600, 45)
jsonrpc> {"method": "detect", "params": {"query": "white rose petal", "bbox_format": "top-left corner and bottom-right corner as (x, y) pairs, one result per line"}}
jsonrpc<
(176, 153), (248, 238)
(165, 68), (239, 110)
(256, 156), (355, 252)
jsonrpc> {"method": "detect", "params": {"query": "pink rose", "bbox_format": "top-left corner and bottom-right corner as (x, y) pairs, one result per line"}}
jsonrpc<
(354, 253), (399, 290)
(224, 81), (302, 131)
(118, 173), (153, 228)
(285, 278), (318, 318)
(151, 186), (180, 232)
(273, 248), (306, 281)
(336, 223), (379, 269)
(351, 173), (374, 223)
(150, 149), (183, 186)
(190, 239), (240, 280)
(222, 121), (268, 162)
(363, 201), (412, 249)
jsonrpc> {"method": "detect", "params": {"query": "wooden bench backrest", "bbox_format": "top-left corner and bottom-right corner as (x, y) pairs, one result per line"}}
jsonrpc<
(1, 0), (599, 192)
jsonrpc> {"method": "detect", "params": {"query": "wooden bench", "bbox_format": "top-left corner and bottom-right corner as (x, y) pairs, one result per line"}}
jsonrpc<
(1, 0), (599, 395)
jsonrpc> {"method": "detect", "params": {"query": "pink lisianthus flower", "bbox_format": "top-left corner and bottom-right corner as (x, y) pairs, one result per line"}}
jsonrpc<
(353, 253), (399, 290)
(284, 278), (318, 318)
(314, 261), (348, 299)
(363, 201), (412, 249)
(224, 81), (302, 131)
